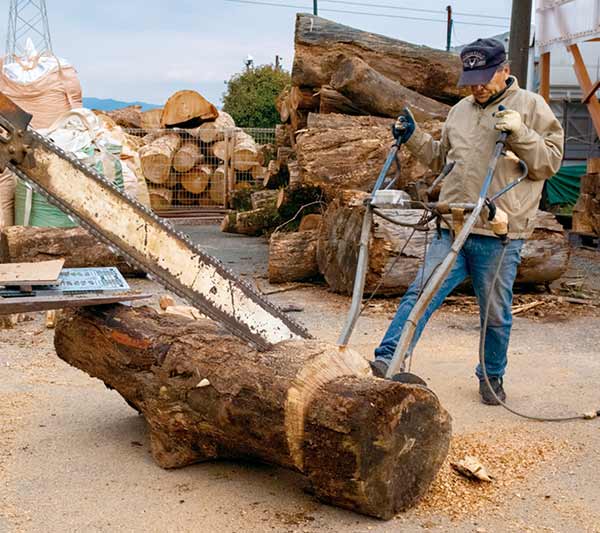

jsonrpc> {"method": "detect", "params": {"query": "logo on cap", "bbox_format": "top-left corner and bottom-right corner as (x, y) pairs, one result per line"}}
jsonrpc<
(462, 51), (487, 70)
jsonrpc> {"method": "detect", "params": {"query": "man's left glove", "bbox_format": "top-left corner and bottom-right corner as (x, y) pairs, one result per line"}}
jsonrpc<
(494, 108), (522, 134)
(393, 107), (416, 143)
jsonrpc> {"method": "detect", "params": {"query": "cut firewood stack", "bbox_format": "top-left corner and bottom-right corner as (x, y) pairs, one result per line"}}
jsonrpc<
(101, 90), (271, 211)
(572, 158), (600, 235)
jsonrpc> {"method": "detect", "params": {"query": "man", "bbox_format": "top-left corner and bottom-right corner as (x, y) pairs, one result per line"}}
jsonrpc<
(371, 38), (564, 405)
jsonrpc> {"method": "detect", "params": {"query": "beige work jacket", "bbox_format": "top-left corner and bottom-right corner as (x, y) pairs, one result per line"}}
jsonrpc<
(406, 77), (564, 239)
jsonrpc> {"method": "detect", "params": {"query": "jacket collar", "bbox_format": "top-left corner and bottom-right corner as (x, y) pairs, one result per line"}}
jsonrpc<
(467, 75), (519, 108)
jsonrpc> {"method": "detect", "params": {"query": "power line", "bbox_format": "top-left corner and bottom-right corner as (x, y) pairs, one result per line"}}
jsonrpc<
(320, 0), (510, 21)
(223, 0), (509, 28)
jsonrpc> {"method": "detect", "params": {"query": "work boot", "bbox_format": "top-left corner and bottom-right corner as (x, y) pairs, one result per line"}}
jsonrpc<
(369, 359), (389, 378)
(479, 377), (506, 405)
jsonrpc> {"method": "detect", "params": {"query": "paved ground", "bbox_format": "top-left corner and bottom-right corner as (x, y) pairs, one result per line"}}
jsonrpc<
(1, 226), (599, 532)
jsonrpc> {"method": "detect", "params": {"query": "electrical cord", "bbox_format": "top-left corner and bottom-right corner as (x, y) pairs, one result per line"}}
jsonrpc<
(479, 243), (600, 421)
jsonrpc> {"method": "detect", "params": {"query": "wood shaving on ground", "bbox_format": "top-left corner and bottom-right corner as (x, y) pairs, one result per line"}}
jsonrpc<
(414, 426), (574, 521)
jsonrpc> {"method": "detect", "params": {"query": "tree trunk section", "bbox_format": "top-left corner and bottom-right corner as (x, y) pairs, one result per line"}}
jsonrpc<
(297, 115), (441, 199)
(317, 85), (368, 115)
(140, 108), (163, 130)
(318, 193), (570, 295)
(139, 133), (181, 184)
(161, 90), (219, 128)
(330, 56), (450, 121)
(0, 226), (142, 276)
(268, 229), (320, 283)
(172, 142), (203, 173)
(210, 167), (226, 204)
(54, 304), (451, 519)
(193, 111), (236, 143)
(516, 211), (570, 284)
(180, 166), (212, 194)
(292, 14), (466, 104)
(233, 131), (258, 171)
(100, 105), (142, 129)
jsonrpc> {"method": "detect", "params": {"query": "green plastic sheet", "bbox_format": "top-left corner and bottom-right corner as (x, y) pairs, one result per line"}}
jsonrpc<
(544, 164), (586, 207)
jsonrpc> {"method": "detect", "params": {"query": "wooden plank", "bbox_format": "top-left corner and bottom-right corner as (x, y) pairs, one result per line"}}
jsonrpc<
(582, 79), (600, 105)
(0, 292), (151, 315)
(0, 259), (64, 286)
(569, 44), (600, 138)
(539, 52), (551, 102)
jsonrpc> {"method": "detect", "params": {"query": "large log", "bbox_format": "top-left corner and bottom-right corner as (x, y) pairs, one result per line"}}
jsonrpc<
(317, 192), (570, 295)
(172, 142), (203, 173)
(297, 114), (441, 198)
(100, 105), (142, 129)
(193, 111), (236, 143)
(0, 226), (142, 276)
(268, 229), (320, 283)
(330, 56), (450, 121)
(180, 166), (212, 194)
(148, 186), (173, 210)
(516, 211), (570, 284)
(54, 305), (451, 519)
(317, 85), (368, 116)
(139, 133), (181, 184)
(292, 14), (466, 104)
(160, 90), (219, 128)
(140, 108), (163, 130)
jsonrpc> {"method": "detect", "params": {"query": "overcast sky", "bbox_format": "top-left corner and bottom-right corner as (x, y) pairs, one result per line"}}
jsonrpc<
(0, 0), (514, 106)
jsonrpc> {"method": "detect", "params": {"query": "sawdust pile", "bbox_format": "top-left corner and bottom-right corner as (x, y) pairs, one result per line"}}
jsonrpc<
(415, 426), (573, 520)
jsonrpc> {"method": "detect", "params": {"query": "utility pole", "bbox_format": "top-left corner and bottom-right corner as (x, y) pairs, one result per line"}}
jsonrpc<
(446, 5), (453, 52)
(508, 0), (533, 86)
(5, 0), (53, 59)
(313, 0), (318, 16)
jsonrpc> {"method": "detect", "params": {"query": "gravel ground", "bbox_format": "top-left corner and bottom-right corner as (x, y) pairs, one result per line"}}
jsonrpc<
(1, 226), (599, 533)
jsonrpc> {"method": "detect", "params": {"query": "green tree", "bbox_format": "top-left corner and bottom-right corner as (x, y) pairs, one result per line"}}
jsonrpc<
(222, 64), (290, 128)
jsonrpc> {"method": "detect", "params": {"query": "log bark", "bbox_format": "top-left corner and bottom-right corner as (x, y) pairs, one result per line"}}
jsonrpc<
(180, 166), (212, 194)
(297, 114), (441, 199)
(220, 206), (279, 236)
(0, 226), (142, 276)
(161, 90), (219, 128)
(139, 133), (181, 184)
(290, 86), (320, 112)
(140, 108), (163, 130)
(317, 85), (368, 116)
(54, 304), (451, 519)
(516, 211), (570, 284)
(276, 87), (291, 123)
(172, 142), (203, 173)
(269, 229), (320, 283)
(330, 56), (450, 121)
(101, 105), (142, 129)
(292, 14), (466, 104)
(251, 190), (278, 210)
(193, 111), (236, 143)
(317, 193), (570, 295)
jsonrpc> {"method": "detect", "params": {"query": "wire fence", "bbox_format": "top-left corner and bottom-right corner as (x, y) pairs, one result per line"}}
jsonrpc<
(125, 127), (276, 215)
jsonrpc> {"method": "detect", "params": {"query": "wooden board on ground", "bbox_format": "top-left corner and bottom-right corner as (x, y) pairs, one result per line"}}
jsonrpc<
(0, 292), (150, 315)
(0, 259), (64, 286)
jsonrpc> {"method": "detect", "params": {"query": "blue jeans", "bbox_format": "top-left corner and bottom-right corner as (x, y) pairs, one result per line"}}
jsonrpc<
(374, 230), (524, 380)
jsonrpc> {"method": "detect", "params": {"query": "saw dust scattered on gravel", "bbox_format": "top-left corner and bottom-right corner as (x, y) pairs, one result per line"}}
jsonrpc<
(414, 426), (578, 521)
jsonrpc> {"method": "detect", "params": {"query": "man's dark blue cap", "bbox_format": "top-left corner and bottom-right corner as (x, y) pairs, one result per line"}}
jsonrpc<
(458, 38), (507, 87)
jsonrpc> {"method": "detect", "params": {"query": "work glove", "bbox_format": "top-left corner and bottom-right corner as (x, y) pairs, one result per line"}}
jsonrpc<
(494, 108), (522, 134)
(393, 107), (416, 143)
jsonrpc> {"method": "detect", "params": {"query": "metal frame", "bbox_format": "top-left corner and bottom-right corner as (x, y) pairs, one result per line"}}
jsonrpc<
(5, 0), (53, 59)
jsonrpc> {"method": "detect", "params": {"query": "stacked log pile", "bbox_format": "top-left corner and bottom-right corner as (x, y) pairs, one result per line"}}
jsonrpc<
(572, 158), (600, 235)
(260, 14), (571, 291)
(102, 90), (271, 211)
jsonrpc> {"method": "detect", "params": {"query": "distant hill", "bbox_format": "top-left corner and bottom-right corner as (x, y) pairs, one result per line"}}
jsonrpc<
(82, 97), (161, 112)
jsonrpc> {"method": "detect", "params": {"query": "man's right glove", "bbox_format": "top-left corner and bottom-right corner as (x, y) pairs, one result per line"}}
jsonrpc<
(393, 107), (416, 144)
